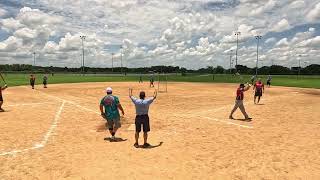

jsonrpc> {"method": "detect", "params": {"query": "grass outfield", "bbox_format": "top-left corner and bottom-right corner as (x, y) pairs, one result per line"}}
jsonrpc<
(1, 73), (320, 89)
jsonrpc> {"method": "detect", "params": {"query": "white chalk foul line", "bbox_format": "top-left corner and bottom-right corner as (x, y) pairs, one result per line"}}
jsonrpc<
(6, 102), (56, 107)
(36, 90), (100, 115)
(0, 101), (65, 156)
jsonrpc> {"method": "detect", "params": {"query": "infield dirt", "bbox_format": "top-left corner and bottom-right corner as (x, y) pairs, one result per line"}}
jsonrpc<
(1, 82), (320, 179)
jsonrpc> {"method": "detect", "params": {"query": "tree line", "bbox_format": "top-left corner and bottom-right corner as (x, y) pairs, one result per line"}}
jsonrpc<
(0, 64), (319, 75)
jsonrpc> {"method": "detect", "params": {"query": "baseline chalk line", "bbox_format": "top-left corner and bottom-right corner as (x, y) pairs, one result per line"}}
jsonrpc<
(0, 101), (65, 156)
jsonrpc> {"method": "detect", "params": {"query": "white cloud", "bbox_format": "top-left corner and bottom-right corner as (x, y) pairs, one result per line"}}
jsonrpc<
(271, 19), (291, 32)
(0, 8), (7, 17)
(306, 2), (320, 22)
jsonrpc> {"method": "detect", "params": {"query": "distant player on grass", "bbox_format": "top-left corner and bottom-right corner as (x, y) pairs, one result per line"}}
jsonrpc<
(43, 75), (48, 88)
(229, 83), (252, 120)
(100, 87), (125, 141)
(253, 78), (264, 104)
(0, 84), (8, 112)
(129, 88), (157, 148)
(267, 75), (272, 87)
(30, 74), (36, 89)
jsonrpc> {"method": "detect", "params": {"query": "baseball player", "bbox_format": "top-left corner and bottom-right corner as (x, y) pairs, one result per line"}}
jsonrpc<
(43, 75), (48, 88)
(253, 78), (265, 104)
(267, 75), (272, 87)
(149, 74), (154, 87)
(30, 74), (36, 89)
(100, 87), (125, 141)
(229, 83), (252, 120)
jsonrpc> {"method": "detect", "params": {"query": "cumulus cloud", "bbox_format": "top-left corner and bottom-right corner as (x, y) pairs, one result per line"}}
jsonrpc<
(0, 1), (319, 68)
(271, 19), (291, 32)
(306, 2), (320, 22)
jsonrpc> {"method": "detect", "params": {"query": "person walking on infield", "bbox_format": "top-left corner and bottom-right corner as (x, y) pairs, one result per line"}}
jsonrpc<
(253, 78), (264, 104)
(100, 87), (125, 141)
(229, 83), (252, 120)
(129, 88), (157, 148)
(43, 75), (48, 88)
(0, 84), (8, 112)
(267, 75), (272, 87)
(30, 74), (36, 89)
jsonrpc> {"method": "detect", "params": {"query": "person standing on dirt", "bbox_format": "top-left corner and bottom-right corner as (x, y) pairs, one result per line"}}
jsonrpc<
(267, 75), (272, 87)
(0, 84), (8, 112)
(30, 74), (36, 89)
(129, 88), (157, 148)
(229, 83), (252, 120)
(100, 87), (125, 141)
(253, 78), (264, 104)
(150, 74), (154, 87)
(43, 75), (48, 88)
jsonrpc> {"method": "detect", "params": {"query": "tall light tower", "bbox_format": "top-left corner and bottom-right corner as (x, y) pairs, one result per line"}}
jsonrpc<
(234, 31), (241, 72)
(229, 50), (233, 74)
(120, 45), (123, 74)
(255, 35), (262, 77)
(298, 54), (302, 78)
(33, 52), (36, 66)
(111, 53), (114, 72)
(80, 35), (86, 75)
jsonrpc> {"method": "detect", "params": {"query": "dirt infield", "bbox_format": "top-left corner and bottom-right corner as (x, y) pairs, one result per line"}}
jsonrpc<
(1, 82), (320, 179)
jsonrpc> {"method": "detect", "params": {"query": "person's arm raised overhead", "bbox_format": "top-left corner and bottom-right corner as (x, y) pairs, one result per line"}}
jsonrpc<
(153, 90), (158, 100)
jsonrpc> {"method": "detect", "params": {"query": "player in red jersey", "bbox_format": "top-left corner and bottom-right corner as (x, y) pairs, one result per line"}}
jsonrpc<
(253, 78), (264, 104)
(229, 83), (252, 120)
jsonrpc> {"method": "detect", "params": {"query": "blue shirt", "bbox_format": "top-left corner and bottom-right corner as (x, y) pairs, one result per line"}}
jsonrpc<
(130, 96), (154, 115)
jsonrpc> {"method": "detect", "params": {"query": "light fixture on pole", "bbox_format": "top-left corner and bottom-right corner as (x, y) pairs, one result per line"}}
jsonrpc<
(234, 31), (241, 72)
(255, 35), (262, 77)
(80, 35), (86, 75)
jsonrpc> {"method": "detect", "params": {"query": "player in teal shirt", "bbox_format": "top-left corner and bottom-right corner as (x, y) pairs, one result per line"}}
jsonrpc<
(100, 87), (124, 141)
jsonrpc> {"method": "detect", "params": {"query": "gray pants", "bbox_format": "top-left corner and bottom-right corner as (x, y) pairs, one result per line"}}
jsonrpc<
(230, 100), (249, 118)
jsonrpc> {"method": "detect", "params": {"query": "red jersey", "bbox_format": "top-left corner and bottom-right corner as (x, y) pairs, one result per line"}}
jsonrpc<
(255, 82), (264, 92)
(236, 87), (244, 100)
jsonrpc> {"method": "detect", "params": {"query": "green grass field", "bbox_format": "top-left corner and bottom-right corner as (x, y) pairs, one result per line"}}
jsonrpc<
(1, 73), (320, 89)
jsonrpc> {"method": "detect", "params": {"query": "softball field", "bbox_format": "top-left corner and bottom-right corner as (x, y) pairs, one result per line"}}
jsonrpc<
(1, 82), (320, 179)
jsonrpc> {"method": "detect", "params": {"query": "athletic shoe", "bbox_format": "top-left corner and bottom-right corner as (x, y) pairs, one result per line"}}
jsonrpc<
(229, 116), (234, 119)
(0, 108), (4, 112)
(143, 143), (151, 148)
(134, 143), (139, 148)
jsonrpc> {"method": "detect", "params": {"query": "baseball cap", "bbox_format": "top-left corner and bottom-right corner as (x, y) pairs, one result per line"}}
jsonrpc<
(106, 87), (112, 93)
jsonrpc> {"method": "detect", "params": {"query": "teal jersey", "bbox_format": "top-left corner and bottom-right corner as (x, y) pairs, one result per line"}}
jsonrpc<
(100, 95), (120, 120)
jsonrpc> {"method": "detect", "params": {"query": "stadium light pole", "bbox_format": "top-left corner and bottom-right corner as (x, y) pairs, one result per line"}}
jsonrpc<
(229, 50), (233, 74)
(234, 31), (241, 72)
(298, 54), (301, 79)
(255, 35), (262, 77)
(120, 46), (123, 74)
(33, 52), (36, 66)
(111, 53), (114, 72)
(80, 35), (86, 76)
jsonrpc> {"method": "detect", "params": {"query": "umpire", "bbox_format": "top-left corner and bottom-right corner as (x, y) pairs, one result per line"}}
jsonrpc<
(129, 88), (157, 148)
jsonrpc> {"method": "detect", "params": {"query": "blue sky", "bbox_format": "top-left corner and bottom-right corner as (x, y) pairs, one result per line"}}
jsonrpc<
(0, 0), (320, 69)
